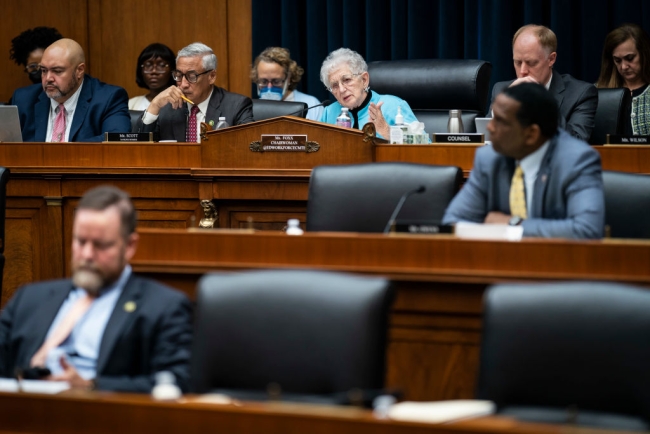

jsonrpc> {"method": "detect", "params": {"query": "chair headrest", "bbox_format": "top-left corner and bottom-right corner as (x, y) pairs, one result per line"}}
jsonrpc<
(252, 99), (307, 121)
(367, 59), (492, 114)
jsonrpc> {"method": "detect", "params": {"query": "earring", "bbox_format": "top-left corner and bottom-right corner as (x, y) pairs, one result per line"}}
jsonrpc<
(364, 85), (370, 92)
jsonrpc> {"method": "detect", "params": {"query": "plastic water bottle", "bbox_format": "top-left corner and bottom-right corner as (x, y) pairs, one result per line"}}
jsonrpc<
(336, 108), (352, 128)
(215, 117), (229, 129)
(286, 219), (304, 235)
(151, 371), (182, 400)
(390, 106), (407, 144)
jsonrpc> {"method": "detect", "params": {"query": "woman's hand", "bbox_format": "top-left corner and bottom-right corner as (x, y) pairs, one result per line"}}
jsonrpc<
(369, 101), (390, 138)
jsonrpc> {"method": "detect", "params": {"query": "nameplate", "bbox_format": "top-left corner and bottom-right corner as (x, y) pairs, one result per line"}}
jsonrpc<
(104, 132), (158, 143)
(250, 135), (320, 153)
(433, 133), (484, 143)
(606, 134), (650, 145)
(392, 220), (454, 235)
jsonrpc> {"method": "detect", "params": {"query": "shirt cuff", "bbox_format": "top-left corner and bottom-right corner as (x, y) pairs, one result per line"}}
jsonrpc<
(142, 110), (159, 125)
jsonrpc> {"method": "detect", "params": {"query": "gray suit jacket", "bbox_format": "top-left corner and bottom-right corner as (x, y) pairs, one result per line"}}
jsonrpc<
(0, 274), (192, 393)
(139, 86), (254, 141)
(491, 73), (598, 142)
(442, 129), (605, 239)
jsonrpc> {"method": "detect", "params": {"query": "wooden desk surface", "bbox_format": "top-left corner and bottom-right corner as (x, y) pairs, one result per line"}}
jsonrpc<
(0, 391), (629, 434)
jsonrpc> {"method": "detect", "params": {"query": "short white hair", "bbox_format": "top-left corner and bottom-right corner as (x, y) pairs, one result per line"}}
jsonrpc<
(177, 42), (217, 71)
(320, 48), (367, 88)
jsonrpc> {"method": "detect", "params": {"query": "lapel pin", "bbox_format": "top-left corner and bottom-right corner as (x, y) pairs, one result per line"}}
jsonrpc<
(124, 301), (136, 312)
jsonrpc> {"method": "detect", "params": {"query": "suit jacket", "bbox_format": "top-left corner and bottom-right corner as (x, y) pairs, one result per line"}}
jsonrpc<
(442, 129), (605, 239)
(11, 75), (131, 142)
(491, 73), (598, 142)
(139, 86), (254, 141)
(0, 274), (192, 393)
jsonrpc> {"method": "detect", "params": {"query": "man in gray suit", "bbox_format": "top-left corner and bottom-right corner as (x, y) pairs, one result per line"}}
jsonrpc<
(443, 83), (604, 239)
(490, 24), (597, 142)
(140, 42), (253, 141)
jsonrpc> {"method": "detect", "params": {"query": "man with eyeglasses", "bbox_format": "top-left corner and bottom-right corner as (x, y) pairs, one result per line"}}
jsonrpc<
(10, 38), (131, 142)
(139, 42), (254, 142)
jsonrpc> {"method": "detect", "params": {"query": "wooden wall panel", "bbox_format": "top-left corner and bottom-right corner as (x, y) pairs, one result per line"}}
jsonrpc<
(1, 0), (252, 103)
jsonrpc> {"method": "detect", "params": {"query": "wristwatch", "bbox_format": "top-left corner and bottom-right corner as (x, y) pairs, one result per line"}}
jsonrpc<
(508, 216), (524, 226)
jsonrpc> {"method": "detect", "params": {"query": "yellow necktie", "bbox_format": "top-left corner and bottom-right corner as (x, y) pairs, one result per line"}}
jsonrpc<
(509, 165), (527, 219)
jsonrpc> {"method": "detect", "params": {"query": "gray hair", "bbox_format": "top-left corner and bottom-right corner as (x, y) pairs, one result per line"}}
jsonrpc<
(177, 42), (217, 71)
(320, 48), (368, 88)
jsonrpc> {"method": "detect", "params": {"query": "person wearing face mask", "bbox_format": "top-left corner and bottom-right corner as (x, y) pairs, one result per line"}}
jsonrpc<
(250, 47), (323, 121)
(319, 48), (419, 139)
(10, 27), (63, 85)
(596, 23), (650, 136)
(129, 43), (177, 111)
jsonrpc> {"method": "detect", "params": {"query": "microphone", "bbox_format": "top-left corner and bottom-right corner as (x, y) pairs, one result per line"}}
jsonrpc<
(383, 186), (426, 234)
(287, 99), (332, 117)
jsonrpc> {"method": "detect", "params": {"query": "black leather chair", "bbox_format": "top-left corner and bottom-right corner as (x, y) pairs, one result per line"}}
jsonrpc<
(478, 282), (650, 431)
(191, 269), (393, 403)
(306, 162), (462, 232)
(252, 99), (307, 121)
(589, 88), (631, 144)
(603, 170), (650, 238)
(0, 168), (9, 295)
(367, 59), (492, 133)
(129, 110), (144, 133)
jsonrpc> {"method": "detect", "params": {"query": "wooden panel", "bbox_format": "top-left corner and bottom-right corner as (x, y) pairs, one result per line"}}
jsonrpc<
(216, 200), (307, 230)
(227, 0), (253, 97)
(0, 0), (89, 103)
(0, 391), (623, 434)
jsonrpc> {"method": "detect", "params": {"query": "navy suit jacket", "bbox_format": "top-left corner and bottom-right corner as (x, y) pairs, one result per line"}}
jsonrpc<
(442, 129), (605, 239)
(0, 274), (192, 392)
(11, 75), (131, 142)
(491, 73), (598, 142)
(138, 85), (254, 141)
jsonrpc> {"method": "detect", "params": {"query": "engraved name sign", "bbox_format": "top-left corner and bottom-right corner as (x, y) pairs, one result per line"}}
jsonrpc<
(250, 135), (320, 153)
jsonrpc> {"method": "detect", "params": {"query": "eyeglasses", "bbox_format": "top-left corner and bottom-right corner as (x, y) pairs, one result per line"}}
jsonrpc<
(172, 69), (213, 84)
(141, 62), (170, 73)
(25, 63), (40, 74)
(327, 73), (361, 93)
(257, 78), (286, 87)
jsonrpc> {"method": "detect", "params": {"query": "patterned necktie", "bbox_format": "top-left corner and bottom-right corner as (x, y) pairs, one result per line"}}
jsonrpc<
(509, 165), (528, 219)
(30, 293), (93, 367)
(51, 104), (66, 142)
(186, 105), (200, 142)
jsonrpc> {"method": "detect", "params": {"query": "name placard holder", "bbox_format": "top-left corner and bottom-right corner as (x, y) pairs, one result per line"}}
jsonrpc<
(104, 132), (158, 143)
(606, 134), (650, 145)
(250, 134), (320, 153)
(432, 133), (484, 144)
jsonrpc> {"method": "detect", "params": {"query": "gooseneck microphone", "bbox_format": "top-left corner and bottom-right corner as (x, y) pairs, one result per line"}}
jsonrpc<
(287, 99), (332, 117)
(383, 186), (426, 233)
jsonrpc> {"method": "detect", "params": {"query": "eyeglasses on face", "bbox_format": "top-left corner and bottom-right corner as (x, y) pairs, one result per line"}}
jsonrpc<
(257, 78), (286, 87)
(327, 73), (361, 93)
(141, 62), (170, 73)
(25, 63), (40, 74)
(171, 69), (213, 84)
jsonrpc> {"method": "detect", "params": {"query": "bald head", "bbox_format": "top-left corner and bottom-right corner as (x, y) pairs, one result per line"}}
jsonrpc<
(40, 38), (86, 103)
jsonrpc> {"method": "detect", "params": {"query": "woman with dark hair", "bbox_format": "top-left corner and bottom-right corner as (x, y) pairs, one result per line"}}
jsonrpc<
(10, 26), (63, 84)
(129, 43), (176, 110)
(596, 23), (650, 135)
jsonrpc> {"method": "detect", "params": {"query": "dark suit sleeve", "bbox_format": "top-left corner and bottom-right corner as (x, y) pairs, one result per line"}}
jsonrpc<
(0, 289), (20, 377)
(564, 83), (598, 142)
(95, 293), (193, 393)
(232, 96), (255, 125)
(85, 86), (131, 142)
(442, 148), (490, 224)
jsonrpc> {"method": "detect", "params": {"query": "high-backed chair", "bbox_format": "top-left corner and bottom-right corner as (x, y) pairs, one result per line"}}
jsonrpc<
(589, 88), (631, 144)
(478, 282), (650, 431)
(603, 170), (650, 238)
(129, 110), (144, 133)
(191, 269), (393, 403)
(306, 162), (462, 232)
(367, 59), (492, 133)
(0, 168), (9, 295)
(252, 99), (307, 121)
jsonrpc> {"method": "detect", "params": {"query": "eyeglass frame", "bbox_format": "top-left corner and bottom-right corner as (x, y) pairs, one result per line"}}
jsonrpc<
(326, 72), (362, 93)
(257, 77), (287, 88)
(141, 62), (171, 73)
(172, 69), (214, 84)
(25, 63), (40, 74)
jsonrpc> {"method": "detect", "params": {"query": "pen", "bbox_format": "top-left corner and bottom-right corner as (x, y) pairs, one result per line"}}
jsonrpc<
(180, 94), (194, 105)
